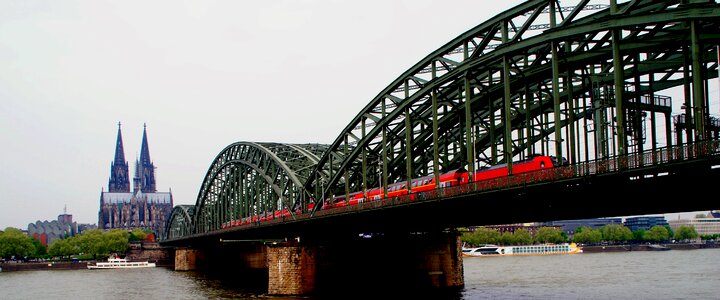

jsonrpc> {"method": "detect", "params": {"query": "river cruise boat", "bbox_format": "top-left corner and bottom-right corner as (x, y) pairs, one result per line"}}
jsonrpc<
(462, 243), (583, 257)
(87, 257), (156, 269)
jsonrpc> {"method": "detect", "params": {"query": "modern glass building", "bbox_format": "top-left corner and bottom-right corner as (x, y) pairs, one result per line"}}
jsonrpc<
(624, 216), (669, 231)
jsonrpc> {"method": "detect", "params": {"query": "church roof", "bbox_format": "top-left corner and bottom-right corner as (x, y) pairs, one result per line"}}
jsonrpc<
(101, 191), (172, 204)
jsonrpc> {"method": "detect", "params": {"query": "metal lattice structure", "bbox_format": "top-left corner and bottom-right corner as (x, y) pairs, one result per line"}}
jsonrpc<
(191, 142), (327, 234)
(164, 205), (195, 240)
(163, 0), (720, 241)
(304, 0), (720, 208)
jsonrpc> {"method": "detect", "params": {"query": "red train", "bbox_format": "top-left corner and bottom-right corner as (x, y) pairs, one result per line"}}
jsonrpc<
(325, 155), (562, 208)
(222, 155), (563, 228)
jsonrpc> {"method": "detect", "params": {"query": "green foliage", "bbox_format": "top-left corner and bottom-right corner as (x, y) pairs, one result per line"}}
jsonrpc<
(0, 227), (35, 259)
(510, 229), (533, 245)
(632, 229), (646, 242)
(664, 225), (674, 239)
(30, 238), (47, 258)
(76, 229), (107, 258)
(700, 234), (719, 240)
(600, 224), (633, 243)
(673, 225), (698, 241)
(47, 238), (78, 258)
(573, 226), (602, 244)
(128, 229), (147, 242)
(105, 229), (129, 254)
(461, 227), (500, 246)
(534, 227), (565, 244)
(46, 229), (129, 259)
(644, 225), (670, 242)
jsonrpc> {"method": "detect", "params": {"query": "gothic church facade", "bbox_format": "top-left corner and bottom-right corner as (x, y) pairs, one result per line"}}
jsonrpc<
(98, 123), (173, 235)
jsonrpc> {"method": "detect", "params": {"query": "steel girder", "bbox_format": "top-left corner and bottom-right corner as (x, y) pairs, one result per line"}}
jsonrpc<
(164, 205), (195, 240)
(193, 142), (327, 234)
(304, 0), (720, 205)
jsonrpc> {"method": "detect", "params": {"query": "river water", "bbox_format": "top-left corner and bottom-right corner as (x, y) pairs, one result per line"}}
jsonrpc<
(1, 249), (718, 299)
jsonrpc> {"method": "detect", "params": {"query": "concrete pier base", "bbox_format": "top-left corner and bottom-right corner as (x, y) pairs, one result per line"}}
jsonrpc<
(418, 232), (465, 288)
(267, 244), (317, 295)
(175, 248), (202, 271)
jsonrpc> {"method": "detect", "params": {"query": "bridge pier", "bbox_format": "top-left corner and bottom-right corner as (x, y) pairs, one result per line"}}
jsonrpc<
(267, 243), (317, 295)
(313, 231), (464, 295)
(174, 247), (203, 271)
(418, 232), (465, 288)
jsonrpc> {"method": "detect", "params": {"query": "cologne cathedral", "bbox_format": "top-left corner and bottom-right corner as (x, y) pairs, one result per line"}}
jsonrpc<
(98, 123), (173, 235)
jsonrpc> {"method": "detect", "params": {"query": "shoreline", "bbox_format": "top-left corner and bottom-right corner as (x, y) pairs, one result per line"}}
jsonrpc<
(1, 259), (174, 272)
(0, 261), (90, 272)
(581, 243), (719, 253)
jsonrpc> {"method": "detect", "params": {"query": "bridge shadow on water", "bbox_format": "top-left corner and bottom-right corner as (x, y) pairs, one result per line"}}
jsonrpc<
(186, 233), (470, 299)
(181, 267), (466, 300)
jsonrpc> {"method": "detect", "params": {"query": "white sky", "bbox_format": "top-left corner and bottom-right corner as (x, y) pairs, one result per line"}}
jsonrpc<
(0, 1), (714, 230)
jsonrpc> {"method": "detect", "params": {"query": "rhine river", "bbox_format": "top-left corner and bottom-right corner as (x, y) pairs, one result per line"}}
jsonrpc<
(1, 249), (719, 299)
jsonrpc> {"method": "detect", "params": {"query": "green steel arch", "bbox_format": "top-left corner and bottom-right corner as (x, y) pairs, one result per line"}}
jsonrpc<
(304, 0), (720, 206)
(192, 142), (328, 234)
(164, 205), (195, 240)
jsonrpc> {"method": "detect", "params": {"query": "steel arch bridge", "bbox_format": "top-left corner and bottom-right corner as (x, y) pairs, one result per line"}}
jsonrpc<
(164, 0), (720, 241)
(187, 142), (328, 235)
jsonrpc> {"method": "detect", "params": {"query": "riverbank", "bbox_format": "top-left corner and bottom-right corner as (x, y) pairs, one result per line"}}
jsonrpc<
(582, 243), (719, 253)
(0, 261), (90, 272)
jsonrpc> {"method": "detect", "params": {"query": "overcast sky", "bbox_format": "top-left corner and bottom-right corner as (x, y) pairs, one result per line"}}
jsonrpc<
(0, 1), (713, 230)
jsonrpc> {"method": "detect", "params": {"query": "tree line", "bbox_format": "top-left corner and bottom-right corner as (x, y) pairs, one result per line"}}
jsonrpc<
(461, 224), (701, 247)
(0, 227), (151, 261)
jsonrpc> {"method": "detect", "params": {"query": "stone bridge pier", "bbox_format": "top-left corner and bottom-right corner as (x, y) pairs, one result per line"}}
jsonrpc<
(173, 231), (464, 295)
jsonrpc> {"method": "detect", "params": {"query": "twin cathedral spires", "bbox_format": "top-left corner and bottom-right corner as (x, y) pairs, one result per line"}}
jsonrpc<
(108, 122), (156, 193)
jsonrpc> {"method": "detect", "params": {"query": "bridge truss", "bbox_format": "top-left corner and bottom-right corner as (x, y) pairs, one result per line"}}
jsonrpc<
(305, 0), (720, 210)
(165, 0), (720, 239)
(185, 142), (327, 234)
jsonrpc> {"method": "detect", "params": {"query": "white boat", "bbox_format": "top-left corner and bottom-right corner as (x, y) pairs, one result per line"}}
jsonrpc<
(462, 243), (583, 257)
(87, 257), (156, 269)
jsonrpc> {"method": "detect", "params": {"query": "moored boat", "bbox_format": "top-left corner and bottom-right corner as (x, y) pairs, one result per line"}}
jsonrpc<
(463, 243), (583, 257)
(87, 257), (156, 269)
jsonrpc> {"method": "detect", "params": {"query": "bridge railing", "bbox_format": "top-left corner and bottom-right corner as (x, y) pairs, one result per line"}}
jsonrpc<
(223, 140), (720, 229)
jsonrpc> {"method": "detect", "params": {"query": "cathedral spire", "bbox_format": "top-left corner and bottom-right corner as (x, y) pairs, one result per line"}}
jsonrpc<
(114, 122), (126, 164)
(109, 122), (130, 192)
(134, 123), (156, 193)
(140, 123), (152, 165)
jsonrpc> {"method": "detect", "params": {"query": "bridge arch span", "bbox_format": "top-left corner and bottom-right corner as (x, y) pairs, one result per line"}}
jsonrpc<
(192, 142), (328, 234)
(304, 0), (720, 206)
(164, 205), (195, 241)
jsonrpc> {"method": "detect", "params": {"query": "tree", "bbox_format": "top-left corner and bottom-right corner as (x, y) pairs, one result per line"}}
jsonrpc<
(674, 225), (698, 242)
(128, 229), (146, 242)
(573, 226), (602, 244)
(665, 225), (674, 239)
(76, 229), (108, 259)
(105, 229), (129, 254)
(512, 229), (533, 245)
(30, 238), (47, 258)
(499, 232), (514, 245)
(632, 229), (646, 242)
(600, 224), (633, 243)
(0, 227), (35, 260)
(47, 238), (78, 258)
(644, 225), (670, 242)
(534, 227), (565, 244)
(0, 227), (35, 259)
(461, 227), (500, 246)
